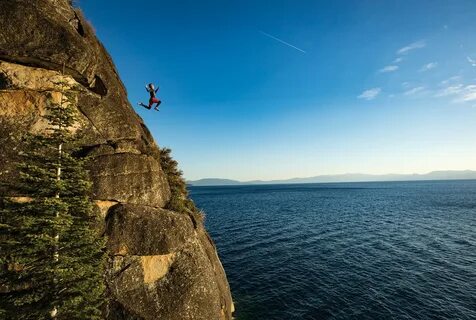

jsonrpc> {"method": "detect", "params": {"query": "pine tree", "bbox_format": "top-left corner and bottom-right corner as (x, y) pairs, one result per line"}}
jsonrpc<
(0, 89), (106, 319)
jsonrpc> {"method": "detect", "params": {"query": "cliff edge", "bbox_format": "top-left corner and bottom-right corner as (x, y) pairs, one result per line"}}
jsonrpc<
(0, 0), (233, 319)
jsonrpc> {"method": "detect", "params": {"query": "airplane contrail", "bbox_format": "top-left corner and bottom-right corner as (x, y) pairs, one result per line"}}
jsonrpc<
(259, 30), (306, 54)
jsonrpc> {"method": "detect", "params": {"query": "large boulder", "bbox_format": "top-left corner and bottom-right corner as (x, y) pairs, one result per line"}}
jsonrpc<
(0, 1), (233, 319)
(89, 154), (171, 208)
(105, 204), (233, 320)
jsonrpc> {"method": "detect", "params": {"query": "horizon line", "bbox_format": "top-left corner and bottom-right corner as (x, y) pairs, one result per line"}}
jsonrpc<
(187, 169), (476, 183)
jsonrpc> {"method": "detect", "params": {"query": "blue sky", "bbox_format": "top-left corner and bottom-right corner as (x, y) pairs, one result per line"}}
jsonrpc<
(78, 0), (476, 181)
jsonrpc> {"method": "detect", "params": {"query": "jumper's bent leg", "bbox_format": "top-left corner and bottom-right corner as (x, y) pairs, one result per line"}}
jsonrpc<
(154, 100), (162, 110)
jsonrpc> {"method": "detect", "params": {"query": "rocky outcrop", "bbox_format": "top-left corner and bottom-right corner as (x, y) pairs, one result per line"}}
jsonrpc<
(90, 154), (171, 208)
(0, 1), (233, 319)
(106, 205), (233, 320)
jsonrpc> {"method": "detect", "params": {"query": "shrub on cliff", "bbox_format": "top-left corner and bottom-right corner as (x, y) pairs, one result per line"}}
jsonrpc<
(159, 147), (201, 217)
(0, 91), (106, 319)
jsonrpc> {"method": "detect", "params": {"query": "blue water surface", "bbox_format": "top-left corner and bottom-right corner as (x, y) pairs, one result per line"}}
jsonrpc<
(189, 180), (476, 320)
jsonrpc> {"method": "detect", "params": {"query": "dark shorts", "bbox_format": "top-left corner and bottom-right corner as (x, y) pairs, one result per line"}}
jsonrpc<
(149, 97), (160, 107)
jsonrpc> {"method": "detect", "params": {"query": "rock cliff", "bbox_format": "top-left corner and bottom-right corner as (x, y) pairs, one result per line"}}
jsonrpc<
(0, 0), (233, 319)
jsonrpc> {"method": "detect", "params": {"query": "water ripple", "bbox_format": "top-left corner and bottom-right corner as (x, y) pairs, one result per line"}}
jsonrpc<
(191, 180), (476, 320)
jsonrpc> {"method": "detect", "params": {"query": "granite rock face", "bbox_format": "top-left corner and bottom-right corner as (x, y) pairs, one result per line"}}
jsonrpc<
(106, 205), (233, 320)
(0, 1), (233, 319)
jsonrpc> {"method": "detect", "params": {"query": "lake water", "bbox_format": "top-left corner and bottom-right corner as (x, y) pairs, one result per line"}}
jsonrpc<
(189, 180), (476, 320)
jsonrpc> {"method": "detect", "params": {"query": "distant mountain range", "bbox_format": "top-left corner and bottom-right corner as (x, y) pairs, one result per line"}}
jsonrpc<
(187, 170), (476, 186)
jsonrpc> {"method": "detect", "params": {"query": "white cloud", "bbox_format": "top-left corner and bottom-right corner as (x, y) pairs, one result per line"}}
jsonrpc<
(401, 82), (410, 88)
(404, 86), (425, 96)
(379, 65), (399, 73)
(435, 84), (464, 97)
(440, 76), (462, 86)
(397, 40), (426, 55)
(420, 62), (438, 72)
(358, 88), (381, 100)
(456, 85), (476, 102)
(467, 57), (476, 67)
(434, 84), (476, 103)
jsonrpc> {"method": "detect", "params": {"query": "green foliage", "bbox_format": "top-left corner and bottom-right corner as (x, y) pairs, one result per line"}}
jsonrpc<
(0, 91), (106, 319)
(159, 148), (200, 216)
(0, 118), (23, 194)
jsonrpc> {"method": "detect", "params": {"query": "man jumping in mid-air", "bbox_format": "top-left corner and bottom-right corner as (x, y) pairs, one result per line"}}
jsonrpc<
(138, 83), (162, 111)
